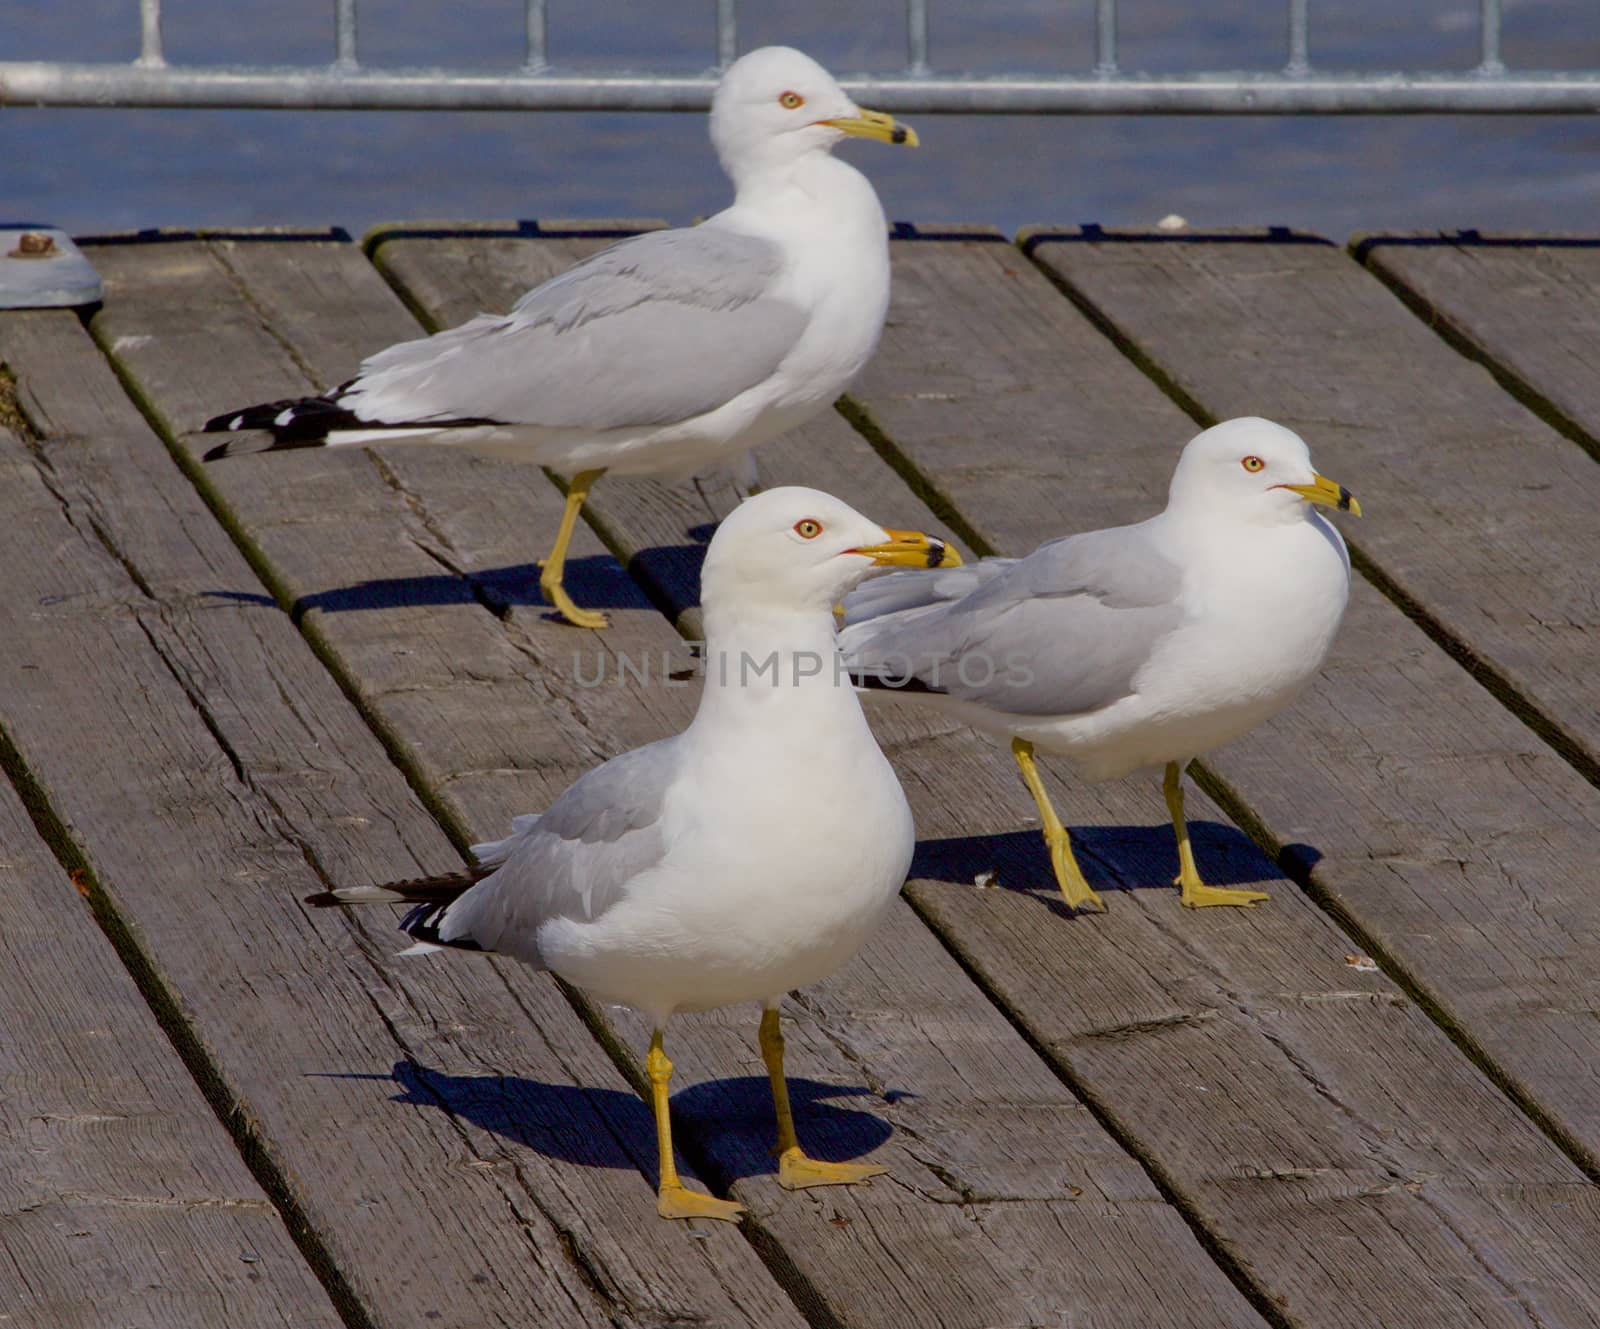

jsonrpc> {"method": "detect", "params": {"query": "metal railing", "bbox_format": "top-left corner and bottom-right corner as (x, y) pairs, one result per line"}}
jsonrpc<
(3, 0), (1599, 114)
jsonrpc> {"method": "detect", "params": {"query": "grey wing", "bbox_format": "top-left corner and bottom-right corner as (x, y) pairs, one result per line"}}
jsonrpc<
(841, 558), (1018, 625)
(434, 738), (680, 960)
(840, 523), (1185, 718)
(340, 227), (808, 431)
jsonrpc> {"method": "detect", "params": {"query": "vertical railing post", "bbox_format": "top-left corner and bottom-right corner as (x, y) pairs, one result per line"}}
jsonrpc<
(715, 0), (737, 69)
(1286, 0), (1310, 75)
(1094, 0), (1119, 76)
(907, 0), (930, 76)
(1479, 0), (1505, 73)
(524, 0), (548, 72)
(334, 0), (358, 70)
(138, 0), (165, 68)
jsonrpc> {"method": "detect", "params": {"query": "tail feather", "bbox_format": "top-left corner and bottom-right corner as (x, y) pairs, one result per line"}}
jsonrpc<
(202, 390), (365, 459)
(398, 900), (484, 952)
(306, 867), (491, 955)
(302, 867), (487, 909)
(848, 670), (949, 697)
(203, 382), (503, 462)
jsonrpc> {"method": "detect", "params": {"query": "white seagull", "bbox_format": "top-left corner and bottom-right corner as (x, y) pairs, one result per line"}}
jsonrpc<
(839, 418), (1361, 913)
(201, 46), (918, 629)
(314, 487), (959, 1221)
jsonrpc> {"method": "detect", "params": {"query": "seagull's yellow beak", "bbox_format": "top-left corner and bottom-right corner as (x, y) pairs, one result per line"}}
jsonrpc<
(1280, 474), (1361, 516)
(822, 108), (919, 147)
(850, 529), (962, 569)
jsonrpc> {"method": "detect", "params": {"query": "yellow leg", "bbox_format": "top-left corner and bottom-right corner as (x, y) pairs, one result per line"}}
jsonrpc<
(1010, 738), (1105, 913)
(539, 468), (609, 629)
(647, 1030), (744, 1222)
(760, 1008), (887, 1190)
(1164, 762), (1269, 909)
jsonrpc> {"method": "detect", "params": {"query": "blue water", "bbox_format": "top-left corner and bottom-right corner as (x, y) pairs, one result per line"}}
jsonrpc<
(5, 1), (1598, 241)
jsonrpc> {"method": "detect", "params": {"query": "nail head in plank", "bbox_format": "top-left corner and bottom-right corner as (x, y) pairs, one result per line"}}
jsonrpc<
(0, 227), (103, 308)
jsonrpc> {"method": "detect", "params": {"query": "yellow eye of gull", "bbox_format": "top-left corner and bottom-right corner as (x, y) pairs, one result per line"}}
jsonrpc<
(794, 518), (823, 539)
(1241, 455), (1265, 473)
(779, 91), (805, 109)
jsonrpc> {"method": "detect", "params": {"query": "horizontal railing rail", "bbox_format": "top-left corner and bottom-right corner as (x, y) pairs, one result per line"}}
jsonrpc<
(4, 0), (1598, 114)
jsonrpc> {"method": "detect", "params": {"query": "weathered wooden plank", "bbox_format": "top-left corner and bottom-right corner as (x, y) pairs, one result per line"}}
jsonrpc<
(0, 764), (341, 1329)
(843, 233), (1600, 1325)
(375, 228), (1600, 1327)
(84, 233), (1248, 1329)
(6, 299), (802, 1329)
(1355, 232), (1600, 462)
(140, 226), (1276, 1328)
(1025, 226), (1600, 780)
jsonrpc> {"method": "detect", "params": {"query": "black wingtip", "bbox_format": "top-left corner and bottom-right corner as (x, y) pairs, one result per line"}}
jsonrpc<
(199, 394), (361, 453)
(304, 870), (484, 908)
(848, 670), (948, 697)
(400, 900), (483, 950)
(198, 429), (333, 462)
(400, 900), (442, 936)
(202, 388), (500, 458)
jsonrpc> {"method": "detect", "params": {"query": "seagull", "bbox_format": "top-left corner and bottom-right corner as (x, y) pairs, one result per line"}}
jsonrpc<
(839, 417), (1360, 913)
(312, 487), (959, 1221)
(200, 46), (918, 629)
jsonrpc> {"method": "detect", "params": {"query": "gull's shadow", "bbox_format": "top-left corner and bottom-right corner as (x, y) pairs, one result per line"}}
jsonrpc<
(319, 1060), (893, 1186)
(912, 821), (1289, 918)
(621, 543), (709, 618)
(202, 556), (648, 619)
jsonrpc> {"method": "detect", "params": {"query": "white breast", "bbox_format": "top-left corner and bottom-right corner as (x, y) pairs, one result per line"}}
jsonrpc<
(1024, 512), (1351, 782)
(537, 666), (914, 1023)
(730, 156), (891, 427)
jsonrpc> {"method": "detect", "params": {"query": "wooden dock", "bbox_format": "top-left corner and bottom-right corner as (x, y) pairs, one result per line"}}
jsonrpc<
(3, 222), (1599, 1329)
